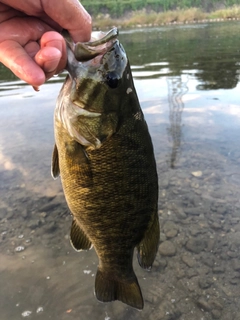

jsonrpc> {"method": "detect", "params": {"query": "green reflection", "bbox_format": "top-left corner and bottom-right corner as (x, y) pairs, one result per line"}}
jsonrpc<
(0, 63), (18, 82)
(119, 22), (240, 89)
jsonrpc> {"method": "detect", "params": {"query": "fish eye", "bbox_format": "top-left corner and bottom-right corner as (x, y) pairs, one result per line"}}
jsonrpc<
(105, 72), (119, 89)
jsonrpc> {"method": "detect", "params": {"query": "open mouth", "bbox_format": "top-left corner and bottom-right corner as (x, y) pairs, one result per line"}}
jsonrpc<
(73, 28), (119, 63)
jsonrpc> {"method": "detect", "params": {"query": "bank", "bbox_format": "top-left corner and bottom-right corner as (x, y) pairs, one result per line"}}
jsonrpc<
(90, 6), (240, 30)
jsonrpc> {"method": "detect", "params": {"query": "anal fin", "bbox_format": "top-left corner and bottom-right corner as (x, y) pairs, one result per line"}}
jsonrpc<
(70, 218), (92, 251)
(137, 210), (160, 270)
(95, 268), (143, 310)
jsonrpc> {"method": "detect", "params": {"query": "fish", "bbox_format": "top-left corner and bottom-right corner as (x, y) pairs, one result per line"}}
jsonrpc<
(52, 28), (159, 310)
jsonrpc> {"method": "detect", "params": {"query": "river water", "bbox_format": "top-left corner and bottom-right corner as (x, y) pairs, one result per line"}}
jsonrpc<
(1, 22), (240, 320)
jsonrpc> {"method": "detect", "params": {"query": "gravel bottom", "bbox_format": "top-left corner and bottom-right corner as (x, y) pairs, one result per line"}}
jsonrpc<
(1, 127), (240, 320)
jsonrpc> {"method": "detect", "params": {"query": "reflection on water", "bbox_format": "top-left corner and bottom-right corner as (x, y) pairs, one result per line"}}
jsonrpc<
(167, 76), (188, 168)
(121, 22), (240, 90)
(1, 22), (240, 319)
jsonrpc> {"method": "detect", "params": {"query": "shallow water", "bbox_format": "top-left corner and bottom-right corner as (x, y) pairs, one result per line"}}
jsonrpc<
(1, 22), (240, 320)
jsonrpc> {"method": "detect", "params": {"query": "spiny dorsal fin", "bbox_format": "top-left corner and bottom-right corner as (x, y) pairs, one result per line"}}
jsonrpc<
(51, 144), (60, 179)
(70, 218), (92, 251)
(137, 210), (160, 270)
(95, 268), (143, 310)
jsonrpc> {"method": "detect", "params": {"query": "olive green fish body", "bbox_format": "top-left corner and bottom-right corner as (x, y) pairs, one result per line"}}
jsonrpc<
(52, 30), (159, 310)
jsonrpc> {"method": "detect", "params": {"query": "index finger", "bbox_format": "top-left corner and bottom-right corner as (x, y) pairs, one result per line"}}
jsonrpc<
(0, 39), (45, 86)
(42, 0), (92, 42)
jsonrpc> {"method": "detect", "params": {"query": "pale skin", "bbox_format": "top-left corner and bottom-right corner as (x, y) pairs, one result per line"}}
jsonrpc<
(0, 0), (92, 87)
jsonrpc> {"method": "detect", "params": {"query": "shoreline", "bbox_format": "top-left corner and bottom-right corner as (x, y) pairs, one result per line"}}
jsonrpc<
(93, 17), (240, 31)
(91, 6), (240, 30)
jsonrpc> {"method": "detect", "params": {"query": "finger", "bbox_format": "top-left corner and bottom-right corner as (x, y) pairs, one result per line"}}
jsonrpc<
(0, 17), (52, 45)
(37, 31), (67, 74)
(0, 17), (53, 86)
(24, 41), (40, 58)
(41, 0), (92, 42)
(0, 3), (25, 22)
(0, 1), (92, 42)
(0, 39), (45, 86)
(35, 47), (61, 81)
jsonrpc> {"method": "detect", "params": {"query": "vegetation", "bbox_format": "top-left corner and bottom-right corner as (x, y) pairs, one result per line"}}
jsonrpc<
(87, 6), (240, 29)
(209, 4), (240, 18)
(80, 0), (240, 17)
(79, 1), (240, 29)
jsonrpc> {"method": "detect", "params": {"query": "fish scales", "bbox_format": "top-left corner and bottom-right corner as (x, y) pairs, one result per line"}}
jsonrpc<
(52, 28), (159, 310)
(55, 114), (156, 248)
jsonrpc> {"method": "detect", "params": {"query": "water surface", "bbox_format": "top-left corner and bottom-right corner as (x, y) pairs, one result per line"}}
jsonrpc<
(1, 22), (240, 320)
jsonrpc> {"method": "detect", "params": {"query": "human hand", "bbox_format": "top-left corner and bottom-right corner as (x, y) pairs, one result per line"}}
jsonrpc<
(0, 0), (91, 88)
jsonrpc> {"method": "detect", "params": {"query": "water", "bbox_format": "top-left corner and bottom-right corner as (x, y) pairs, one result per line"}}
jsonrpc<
(1, 22), (240, 320)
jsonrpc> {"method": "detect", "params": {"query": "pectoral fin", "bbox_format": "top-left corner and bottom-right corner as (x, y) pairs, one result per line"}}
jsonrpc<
(65, 139), (89, 164)
(137, 210), (160, 270)
(51, 144), (60, 179)
(70, 218), (92, 251)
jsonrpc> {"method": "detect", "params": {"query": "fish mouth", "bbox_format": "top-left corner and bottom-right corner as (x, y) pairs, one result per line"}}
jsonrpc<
(73, 28), (119, 63)
(66, 28), (120, 85)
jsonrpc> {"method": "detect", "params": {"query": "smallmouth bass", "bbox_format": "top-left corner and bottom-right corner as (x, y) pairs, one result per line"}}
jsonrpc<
(52, 28), (159, 310)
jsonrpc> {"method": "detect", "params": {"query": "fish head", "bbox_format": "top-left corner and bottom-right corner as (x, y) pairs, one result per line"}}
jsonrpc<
(66, 28), (136, 114)
(56, 28), (138, 148)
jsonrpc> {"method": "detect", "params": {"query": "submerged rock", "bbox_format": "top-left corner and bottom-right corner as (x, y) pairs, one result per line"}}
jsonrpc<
(159, 241), (176, 256)
(185, 238), (207, 254)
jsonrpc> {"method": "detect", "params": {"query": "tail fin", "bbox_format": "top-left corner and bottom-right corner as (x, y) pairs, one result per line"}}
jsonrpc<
(95, 268), (143, 310)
